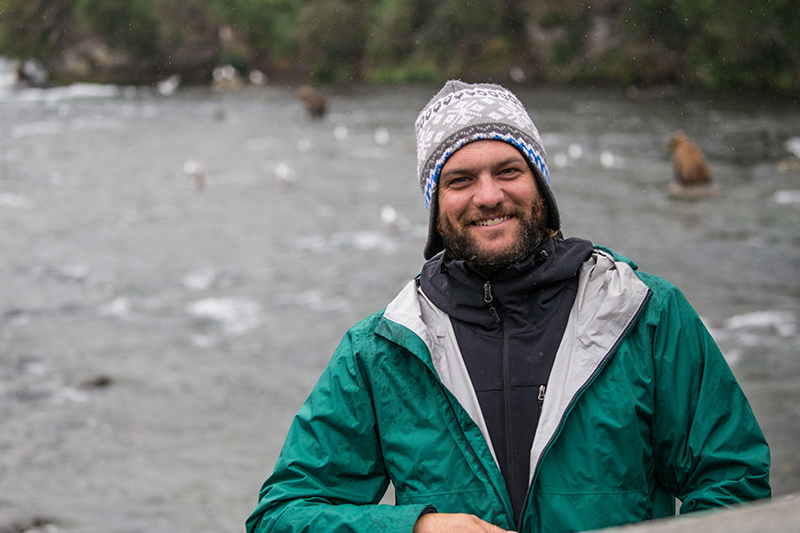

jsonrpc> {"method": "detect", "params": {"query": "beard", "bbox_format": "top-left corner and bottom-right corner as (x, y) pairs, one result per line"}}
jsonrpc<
(437, 197), (550, 278)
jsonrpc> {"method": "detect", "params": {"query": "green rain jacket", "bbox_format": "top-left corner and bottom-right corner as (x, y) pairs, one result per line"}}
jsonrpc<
(247, 248), (771, 533)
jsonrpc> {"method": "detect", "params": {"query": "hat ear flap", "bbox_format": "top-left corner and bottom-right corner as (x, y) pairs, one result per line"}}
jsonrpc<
(423, 194), (444, 260)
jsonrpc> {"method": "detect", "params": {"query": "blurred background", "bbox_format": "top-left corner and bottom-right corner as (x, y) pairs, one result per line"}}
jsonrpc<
(0, 0), (799, 91)
(0, 1), (799, 533)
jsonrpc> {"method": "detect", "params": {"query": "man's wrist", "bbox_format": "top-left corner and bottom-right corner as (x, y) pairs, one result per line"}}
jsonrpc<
(413, 506), (437, 533)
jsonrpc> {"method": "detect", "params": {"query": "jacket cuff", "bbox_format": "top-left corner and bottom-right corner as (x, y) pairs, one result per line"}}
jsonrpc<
(418, 505), (437, 516)
(411, 505), (438, 532)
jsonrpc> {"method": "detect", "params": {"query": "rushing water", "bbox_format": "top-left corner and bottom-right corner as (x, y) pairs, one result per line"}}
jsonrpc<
(1, 69), (799, 532)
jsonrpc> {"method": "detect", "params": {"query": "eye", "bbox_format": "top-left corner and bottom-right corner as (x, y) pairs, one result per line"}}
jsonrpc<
(497, 167), (521, 178)
(442, 175), (471, 189)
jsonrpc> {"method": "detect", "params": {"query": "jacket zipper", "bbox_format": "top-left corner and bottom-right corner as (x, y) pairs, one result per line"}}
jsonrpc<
(484, 281), (501, 323)
(485, 279), (516, 515)
(486, 280), (516, 527)
(516, 289), (653, 530)
(439, 383), (515, 531)
(500, 299), (516, 518)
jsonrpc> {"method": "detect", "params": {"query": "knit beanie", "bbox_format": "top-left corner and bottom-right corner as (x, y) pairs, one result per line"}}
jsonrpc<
(415, 80), (560, 260)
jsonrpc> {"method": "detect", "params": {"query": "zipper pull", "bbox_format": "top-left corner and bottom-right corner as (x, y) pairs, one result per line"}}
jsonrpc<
(538, 384), (546, 410)
(484, 281), (501, 323)
(483, 281), (493, 303)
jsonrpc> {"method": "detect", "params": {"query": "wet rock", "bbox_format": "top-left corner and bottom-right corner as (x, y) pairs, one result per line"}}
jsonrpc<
(212, 65), (244, 91)
(183, 160), (207, 190)
(667, 182), (722, 200)
(77, 374), (113, 390)
(777, 158), (800, 174)
(55, 38), (134, 80)
(0, 516), (59, 533)
(14, 59), (49, 87)
(44, 0), (218, 85)
(157, 74), (181, 96)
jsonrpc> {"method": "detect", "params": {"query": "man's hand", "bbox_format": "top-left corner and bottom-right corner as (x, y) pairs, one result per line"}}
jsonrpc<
(413, 512), (515, 533)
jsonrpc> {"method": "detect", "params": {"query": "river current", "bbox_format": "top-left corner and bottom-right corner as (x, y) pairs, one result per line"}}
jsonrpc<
(1, 68), (799, 532)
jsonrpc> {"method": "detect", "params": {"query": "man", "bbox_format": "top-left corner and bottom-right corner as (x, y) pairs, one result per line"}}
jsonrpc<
(246, 81), (770, 533)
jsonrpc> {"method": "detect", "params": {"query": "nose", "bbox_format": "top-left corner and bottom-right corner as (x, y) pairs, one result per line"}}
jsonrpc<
(472, 172), (504, 209)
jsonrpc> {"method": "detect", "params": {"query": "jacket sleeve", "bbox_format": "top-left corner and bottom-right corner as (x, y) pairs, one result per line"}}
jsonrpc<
(245, 327), (431, 533)
(645, 276), (771, 512)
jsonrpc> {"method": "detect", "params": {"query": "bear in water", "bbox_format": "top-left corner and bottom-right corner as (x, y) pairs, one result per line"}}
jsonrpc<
(667, 130), (721, 200)
(296, 85), (327, 119)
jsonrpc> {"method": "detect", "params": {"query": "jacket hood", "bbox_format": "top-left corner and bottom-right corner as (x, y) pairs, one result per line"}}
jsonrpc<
(419, 235), (594, 329)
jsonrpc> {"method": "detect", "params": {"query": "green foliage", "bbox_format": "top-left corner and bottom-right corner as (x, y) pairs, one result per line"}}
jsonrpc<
(540, 8), (592, 66)
(414, 0), (524, 80)
(208, 0), (301, 63)
(363, 0), (419, 74)
(622, 0), (800, 91)
(363, 0), (529, 82)
(72, 0), (159, 57)
(0, 0), (797, 92)
(0, 0), (73, 60)
(294, 0), (370, 82)
(624, 0), (692, 51)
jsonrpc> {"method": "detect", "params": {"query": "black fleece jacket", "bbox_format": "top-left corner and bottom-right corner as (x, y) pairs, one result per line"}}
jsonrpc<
(419, 234), (594, 521)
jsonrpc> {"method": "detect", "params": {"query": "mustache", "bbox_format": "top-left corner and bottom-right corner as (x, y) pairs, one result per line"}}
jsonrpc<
(462, 206), (528, 225)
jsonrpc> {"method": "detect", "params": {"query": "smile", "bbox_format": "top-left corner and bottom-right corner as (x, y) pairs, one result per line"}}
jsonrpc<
(473, 216), (512, 227)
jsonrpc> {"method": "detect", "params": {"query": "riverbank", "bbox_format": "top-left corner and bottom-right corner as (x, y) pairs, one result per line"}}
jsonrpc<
(1, 0), (798, 93)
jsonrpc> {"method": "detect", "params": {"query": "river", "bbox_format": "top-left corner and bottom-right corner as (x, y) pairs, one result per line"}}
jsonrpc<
(1, 67), (799, 532)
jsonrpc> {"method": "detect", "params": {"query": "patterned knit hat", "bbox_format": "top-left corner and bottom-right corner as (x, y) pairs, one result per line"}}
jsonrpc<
(415, 80), (560, 259)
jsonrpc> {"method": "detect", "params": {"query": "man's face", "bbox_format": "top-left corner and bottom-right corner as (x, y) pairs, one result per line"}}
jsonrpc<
(436, 140), (549, 274)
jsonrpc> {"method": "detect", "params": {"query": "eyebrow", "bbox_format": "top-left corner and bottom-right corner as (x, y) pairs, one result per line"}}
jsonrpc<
(440, 156), (527, 181)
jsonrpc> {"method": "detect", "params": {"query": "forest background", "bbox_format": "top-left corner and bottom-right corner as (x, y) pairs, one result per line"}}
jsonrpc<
(0, 0), (798, 95)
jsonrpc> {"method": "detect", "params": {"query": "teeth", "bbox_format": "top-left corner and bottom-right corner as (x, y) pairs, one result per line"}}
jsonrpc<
(475, 216), (511, 227)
